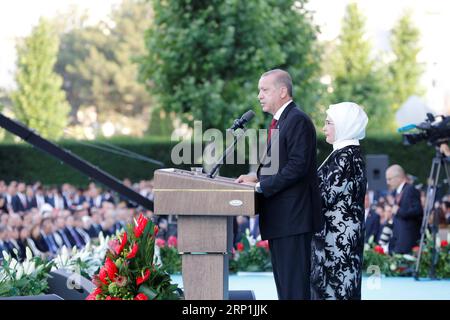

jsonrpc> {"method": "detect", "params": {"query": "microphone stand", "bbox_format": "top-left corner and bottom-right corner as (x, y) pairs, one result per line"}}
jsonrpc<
(207, 127), (247, 179)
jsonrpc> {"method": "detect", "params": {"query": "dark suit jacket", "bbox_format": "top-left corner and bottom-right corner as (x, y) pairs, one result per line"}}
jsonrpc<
(389, 183), (423, 254)
(12, 195), (26, 212)
(257, 102), (322, 240)
(365, 210), (381, 243)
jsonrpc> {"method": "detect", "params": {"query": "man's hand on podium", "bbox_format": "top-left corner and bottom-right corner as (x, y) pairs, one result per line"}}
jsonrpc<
(234, 174), (258, 186)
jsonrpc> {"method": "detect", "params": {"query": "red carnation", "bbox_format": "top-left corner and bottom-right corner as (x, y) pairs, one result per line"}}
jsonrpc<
(168, 235), (177, 248)
(85, 287), (102, 300)
(156, 238), (166, 248)
(134, 293), (148, 300)
(154, 225), (159, 237)
(441, 240), (449, 247)
(374, 245), (385, 255)
(105, 257), (118, 281)
(126, 243), (139, 259)
(115, 232), (128, 255)
(237, 242), (244, 252)
(134, 213), (148, 238)
(99, 267), (108, 285)
(136, 269), (151, 286)
(256, 240), (269, 250)
(412, 246), (420, 253)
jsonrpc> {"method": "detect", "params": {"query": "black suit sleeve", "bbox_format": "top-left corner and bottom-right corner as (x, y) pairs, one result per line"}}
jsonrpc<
(260, 117), (314, 198)
(397, 187), (422, 219)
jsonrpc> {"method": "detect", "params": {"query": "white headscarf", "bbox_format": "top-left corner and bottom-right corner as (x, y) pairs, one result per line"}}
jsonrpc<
(326, 102), (368, 151)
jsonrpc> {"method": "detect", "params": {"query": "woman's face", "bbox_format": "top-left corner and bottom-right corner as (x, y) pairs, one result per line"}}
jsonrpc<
(323, 116), (336, 144)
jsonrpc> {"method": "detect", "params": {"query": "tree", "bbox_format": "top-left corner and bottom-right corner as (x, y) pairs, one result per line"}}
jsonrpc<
(138, 0), (322, 131)
(329, 3), (392, 133)
(11, 18), (70, 140)
(55, 0), (155, 136)
(389, 10), (424, 113)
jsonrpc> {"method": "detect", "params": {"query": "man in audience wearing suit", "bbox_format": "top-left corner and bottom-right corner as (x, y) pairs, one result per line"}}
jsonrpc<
(235, 69), (322, 300)
(12, 183), (27, 212)
(40, 218), (63, 256)
(386, 165), (423, 254)
(364, 193), (381, 243)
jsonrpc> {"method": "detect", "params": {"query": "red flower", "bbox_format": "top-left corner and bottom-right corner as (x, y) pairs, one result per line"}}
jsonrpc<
(85, 287), (102, 300)
(136, 269), (151, 286)
(168, 236), (177, 248)
(134, 293), (148, 300)
(156, 238), (166, 248)
(105, 257), (118, 281)
(256, 240), (269, 250)
(134, 213), (148, 238)
(115, 232), (128, 255)
(105, 296), (122, 300)
(396, 266), (407, 272)
(441, 240), (449, 247)
(237, 243), (244, 252)
(374, 245), (385, 255)
(126, 243), (139, 259)
(154, 225), (159, 237)
(99, 267), (108, 285)
(412, 246), (420, 253)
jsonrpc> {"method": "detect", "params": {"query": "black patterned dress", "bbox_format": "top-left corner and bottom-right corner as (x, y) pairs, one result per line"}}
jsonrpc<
(311, 145), (366, 300)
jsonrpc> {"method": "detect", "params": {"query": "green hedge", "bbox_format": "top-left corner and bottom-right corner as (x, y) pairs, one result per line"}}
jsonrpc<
(0, 134), (436, 187)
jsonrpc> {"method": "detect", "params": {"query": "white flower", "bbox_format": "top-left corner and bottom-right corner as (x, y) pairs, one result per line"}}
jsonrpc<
(25, 247), (33, 261)
(15, 265), (24, 280)
(402, 254), (416, 262)
(9, 258), (18, 271)
(2, 250), (10, 262)
(27, 261), (36, 275)
(390, 263), (397, 271)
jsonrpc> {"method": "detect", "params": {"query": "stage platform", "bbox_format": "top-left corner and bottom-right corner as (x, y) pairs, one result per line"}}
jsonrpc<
(170, 273), (450, 300)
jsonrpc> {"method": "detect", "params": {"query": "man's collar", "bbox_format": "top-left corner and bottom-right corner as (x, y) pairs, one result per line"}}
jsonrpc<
(396, 181), (406, 195)
(273, 100), (293, 120)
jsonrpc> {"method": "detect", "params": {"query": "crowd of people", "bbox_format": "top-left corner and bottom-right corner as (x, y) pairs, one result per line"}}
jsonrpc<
(1, 168), (448, 265)
(0, 179), (176, 262)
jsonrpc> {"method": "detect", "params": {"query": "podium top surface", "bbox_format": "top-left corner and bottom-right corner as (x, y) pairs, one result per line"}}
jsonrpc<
(153, 168), (256, 216)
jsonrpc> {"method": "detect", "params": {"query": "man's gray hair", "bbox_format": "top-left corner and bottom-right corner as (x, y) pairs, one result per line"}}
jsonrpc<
(261, 69), (293, 97)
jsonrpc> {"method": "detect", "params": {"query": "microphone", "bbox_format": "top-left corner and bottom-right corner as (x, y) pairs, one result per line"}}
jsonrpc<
(397, 124), (416, 133)
(230, 110), (255, 130)
(206, 109), (256, 178)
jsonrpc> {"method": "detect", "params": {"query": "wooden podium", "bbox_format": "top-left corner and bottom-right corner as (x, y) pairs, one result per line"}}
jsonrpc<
(153, 168), (256, 300)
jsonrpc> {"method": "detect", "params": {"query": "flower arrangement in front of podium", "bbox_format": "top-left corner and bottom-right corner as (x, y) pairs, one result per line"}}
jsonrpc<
(86, 213), (181, 300)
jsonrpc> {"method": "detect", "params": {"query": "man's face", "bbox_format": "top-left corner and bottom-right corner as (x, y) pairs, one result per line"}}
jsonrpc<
(258, 75), (282, 115)
(18, 183), (26, 193)
(43, 220), (53, 234)
(386, 170), (403, 190)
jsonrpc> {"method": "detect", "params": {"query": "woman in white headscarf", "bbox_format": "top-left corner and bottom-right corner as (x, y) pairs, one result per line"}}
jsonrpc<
(311, 102), (368, 300)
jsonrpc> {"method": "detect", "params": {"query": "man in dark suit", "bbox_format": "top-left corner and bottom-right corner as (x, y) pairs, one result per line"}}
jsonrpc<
(386, 165), (423, 254)
(236, 69), (322, 300)
(365, 205), (381, 243)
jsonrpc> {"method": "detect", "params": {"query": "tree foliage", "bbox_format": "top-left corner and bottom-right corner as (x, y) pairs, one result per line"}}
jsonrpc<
(328, 3), (393, 133)
(11, 19), (70, 140)
(388, 10), (424, 113)
(55, 0), (154, 135)
(139, 0), (323, 131)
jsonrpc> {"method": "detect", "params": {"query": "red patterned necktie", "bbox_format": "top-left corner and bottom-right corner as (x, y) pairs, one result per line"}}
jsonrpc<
(267, 118), (278, 142)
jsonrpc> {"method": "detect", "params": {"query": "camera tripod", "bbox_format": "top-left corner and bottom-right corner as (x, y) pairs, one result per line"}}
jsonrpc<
(414, 147), (450, 280)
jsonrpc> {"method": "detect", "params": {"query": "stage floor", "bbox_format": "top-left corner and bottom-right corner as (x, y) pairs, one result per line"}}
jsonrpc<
(170, 273), (450, 300)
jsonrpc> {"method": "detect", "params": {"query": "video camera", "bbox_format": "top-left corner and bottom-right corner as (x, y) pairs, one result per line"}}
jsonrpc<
(399, 113), (450, 146)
